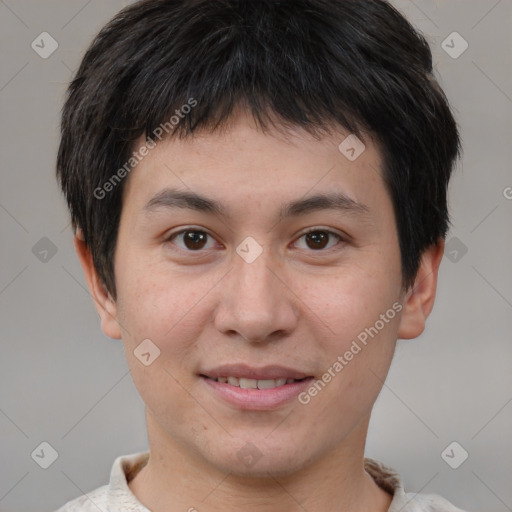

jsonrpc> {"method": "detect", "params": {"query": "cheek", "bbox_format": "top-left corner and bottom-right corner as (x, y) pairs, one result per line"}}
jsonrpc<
(298, 262), (401, 344)
(295, 262), (401, 408)
(116, 264), (209, 345)
(115, 267), (220, 402)
(115, 269), (207, 425)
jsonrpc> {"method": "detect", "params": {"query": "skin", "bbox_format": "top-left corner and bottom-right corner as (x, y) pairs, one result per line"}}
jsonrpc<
(76, 110), (443, 512)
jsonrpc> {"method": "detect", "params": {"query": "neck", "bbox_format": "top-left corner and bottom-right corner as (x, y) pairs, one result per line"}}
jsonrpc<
(129, 412), (392, 512)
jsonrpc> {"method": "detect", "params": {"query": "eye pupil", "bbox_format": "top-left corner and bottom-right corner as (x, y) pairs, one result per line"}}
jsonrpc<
(176, 230), (336, 252)
(184, 231), (207, 250)
(305, 231), (329, 250)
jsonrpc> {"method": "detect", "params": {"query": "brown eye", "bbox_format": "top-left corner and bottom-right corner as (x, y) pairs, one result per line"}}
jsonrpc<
(305, 231), (330, 250)
(168, 230), (216, 251)
(183, 231), (208, 250)
(294, 229), (342, 251)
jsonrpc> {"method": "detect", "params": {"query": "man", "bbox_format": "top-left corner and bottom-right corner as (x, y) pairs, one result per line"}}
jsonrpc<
(56, 0), (464, 510)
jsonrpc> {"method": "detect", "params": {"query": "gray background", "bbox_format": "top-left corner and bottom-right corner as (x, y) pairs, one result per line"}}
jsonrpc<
(1, 1), (511, 511)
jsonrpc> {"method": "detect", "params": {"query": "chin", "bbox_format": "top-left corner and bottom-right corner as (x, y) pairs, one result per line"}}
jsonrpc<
(206, 438), (319, 479)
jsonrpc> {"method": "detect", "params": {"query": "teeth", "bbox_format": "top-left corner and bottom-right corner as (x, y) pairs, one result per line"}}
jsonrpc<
(239, 378), (258, 389)
(227, 376), (239, 387)
(257, 379), (277, 389)
(215, 376), (299, 389)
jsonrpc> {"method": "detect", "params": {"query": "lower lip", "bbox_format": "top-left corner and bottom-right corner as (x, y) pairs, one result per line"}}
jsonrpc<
(201, 376), (314, 410)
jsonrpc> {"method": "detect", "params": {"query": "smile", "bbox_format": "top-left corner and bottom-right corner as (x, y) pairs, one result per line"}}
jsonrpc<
(204, 376), (306, 389)
(199, 365), (315, 410)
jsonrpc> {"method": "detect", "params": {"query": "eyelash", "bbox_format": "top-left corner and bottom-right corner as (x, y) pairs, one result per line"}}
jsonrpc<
(165, 227), (345, 253)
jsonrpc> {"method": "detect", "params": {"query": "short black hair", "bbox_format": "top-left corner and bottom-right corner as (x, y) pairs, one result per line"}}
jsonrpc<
(57, 0), (460, 298)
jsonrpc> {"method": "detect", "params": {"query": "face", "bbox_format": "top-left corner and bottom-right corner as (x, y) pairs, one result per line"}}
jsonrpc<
(80, 111), (438, 478)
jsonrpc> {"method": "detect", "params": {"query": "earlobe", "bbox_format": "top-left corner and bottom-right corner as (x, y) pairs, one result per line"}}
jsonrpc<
(73, 229), (122, 340)
(397, 240), (445, 340)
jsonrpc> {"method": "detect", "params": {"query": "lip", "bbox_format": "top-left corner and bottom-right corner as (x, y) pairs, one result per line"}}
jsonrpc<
(199, 364), (314, 411)
(200, 364), (310, 381)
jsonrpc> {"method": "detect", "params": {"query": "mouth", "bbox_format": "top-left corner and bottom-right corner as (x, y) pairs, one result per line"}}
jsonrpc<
(201, 375), (310, 389)
(199, 364), (315, 410)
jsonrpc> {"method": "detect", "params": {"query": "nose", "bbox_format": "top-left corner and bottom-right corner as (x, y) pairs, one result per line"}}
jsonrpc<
(213, 248), (299, 344)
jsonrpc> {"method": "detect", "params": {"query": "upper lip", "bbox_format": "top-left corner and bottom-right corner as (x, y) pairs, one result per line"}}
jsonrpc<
(200, 364), (311, 380)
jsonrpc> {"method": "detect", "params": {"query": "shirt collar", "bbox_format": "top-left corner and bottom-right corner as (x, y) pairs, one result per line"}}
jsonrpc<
(107, 452), (407, 511)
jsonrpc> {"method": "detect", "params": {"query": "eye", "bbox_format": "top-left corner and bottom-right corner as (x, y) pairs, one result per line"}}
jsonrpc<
(167, 229), (217, 251)
(293, 229), (343, 251)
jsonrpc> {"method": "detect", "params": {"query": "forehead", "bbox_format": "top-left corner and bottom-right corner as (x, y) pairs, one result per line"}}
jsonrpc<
(121, 112), (387, 217)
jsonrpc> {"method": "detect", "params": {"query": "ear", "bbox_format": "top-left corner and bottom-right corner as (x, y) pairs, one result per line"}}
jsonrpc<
(74, 229), (122, 340)
(397, 240), (445, 340)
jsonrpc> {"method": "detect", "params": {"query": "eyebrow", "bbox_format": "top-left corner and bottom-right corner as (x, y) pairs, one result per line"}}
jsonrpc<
(144, 188), (370, 220)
